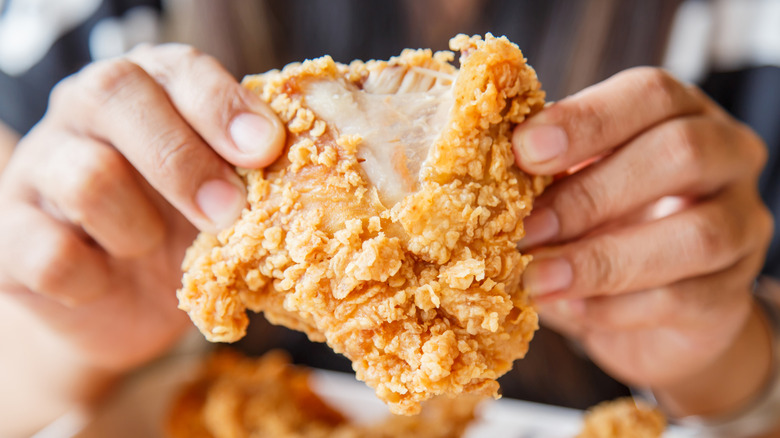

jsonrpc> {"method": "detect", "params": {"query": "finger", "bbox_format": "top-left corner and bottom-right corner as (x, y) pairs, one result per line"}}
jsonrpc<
(126, 44), (286, 168)
(0, 202), (110, 306)
(26, 133), (165, 257)
(512, 67), (707, 175)
(51, 58), (247, 232)
(523, 185), (773, 300)
(577, 260), (761, 387)
(519, 116), (766, 248)
(536, 254), (762, 388)
(574, 254), (762, 332)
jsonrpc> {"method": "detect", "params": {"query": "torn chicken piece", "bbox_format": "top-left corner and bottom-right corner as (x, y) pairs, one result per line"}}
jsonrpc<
(166, 350), (480, 438)
(178, 33), (547, 415)
(577, 398), (667, 438)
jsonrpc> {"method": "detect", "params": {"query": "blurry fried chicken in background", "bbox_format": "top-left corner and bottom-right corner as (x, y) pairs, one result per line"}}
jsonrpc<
(178, 34), (547, 415)
(166, 350), (480, 438)
(577, 398), (666, 438)
(166, 351), (665, 438)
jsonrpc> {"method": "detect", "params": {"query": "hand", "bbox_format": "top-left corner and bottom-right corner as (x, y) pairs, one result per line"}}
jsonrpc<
(0, 43), (284, 434)
(513, 67), (773, 414)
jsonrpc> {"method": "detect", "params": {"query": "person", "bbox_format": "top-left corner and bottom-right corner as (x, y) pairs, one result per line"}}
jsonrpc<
(1, 0), (779, 436)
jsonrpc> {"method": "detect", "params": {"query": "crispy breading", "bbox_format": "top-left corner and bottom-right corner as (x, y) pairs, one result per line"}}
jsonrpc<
(166, 350), (479, 438)
(178, 34), (546, 415)
(577, 398), (667, 438)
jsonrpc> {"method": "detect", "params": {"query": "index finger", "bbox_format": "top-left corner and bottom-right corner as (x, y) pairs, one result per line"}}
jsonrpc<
(512, 67), (707, 175)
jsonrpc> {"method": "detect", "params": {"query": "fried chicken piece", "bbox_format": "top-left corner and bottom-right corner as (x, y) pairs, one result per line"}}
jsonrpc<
(166, 350), (345, 438)
(178, 33), (546, 415)
(577, 398), (667, 438)
(166, 350), (479, 438)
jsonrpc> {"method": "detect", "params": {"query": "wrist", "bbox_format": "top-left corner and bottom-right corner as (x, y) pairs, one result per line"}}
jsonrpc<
(653, 277), (780, 436)
(652, 298), (773, 418)
(0, 294), (120, 437)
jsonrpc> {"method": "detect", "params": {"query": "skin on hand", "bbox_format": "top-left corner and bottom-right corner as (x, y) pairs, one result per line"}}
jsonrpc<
(0, 44), (285, 436)
(513, 67), (775, 417)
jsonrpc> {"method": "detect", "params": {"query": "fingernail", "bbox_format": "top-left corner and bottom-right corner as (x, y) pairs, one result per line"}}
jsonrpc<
(196, 179), (246, 230)
(519, 207), (559, 250)
(515, 125), (568, 163)
(230, 113), (273, 155)
(523, 257), (573, 297)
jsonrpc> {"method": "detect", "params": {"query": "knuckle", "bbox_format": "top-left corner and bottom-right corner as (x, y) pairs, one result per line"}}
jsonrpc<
(736, 123), (769, 172)
(690, 207), (734, 261)
(125, 42), (159, 57)
(152, 130), (202, 184)
(635, 67), (680, 105)
(125, 42), (154, 58)
(187, 57), (241, 115)
(162, 44), (204, 72)
(663, 120), (706, 178)
(196, 81), (241, 123)
(572, 97), (616, 144)
(162, 42), (202, 59)
(80, 59), (147, 106)
(159, 44), (211, 77)
(556, 175), (606, 230)
(30, 234), (81, 295)
(620, 67), (687, 116)
(578, 237), (624, 293)
(64, 149), (126, 218)
(127, 43), (207, 86)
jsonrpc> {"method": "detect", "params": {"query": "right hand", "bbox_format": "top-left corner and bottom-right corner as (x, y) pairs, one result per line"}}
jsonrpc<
(0, 44), (285, 373)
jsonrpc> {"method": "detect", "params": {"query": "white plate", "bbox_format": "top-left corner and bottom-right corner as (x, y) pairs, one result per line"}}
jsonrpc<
(311, 369), (697, 438)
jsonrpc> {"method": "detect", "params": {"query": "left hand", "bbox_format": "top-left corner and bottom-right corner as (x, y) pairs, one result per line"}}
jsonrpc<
(513, 67), (773, 394)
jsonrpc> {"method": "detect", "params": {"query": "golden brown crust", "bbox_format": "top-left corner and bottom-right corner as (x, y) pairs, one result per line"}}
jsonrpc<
(178, 34), (546, 415)
(577, 398), (667, 438)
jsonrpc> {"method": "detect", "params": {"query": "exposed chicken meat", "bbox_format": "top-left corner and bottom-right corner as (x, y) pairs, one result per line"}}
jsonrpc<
(302, 67), (454, 205)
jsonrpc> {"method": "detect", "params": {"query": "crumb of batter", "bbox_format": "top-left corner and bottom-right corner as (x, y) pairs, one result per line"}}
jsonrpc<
(166, 350), (480, 438)
(178, 33), (547, 415)
(577, 398), (667, 438)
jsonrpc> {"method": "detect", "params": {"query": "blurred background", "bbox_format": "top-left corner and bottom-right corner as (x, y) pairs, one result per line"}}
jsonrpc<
(2, 0), (780, 415)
